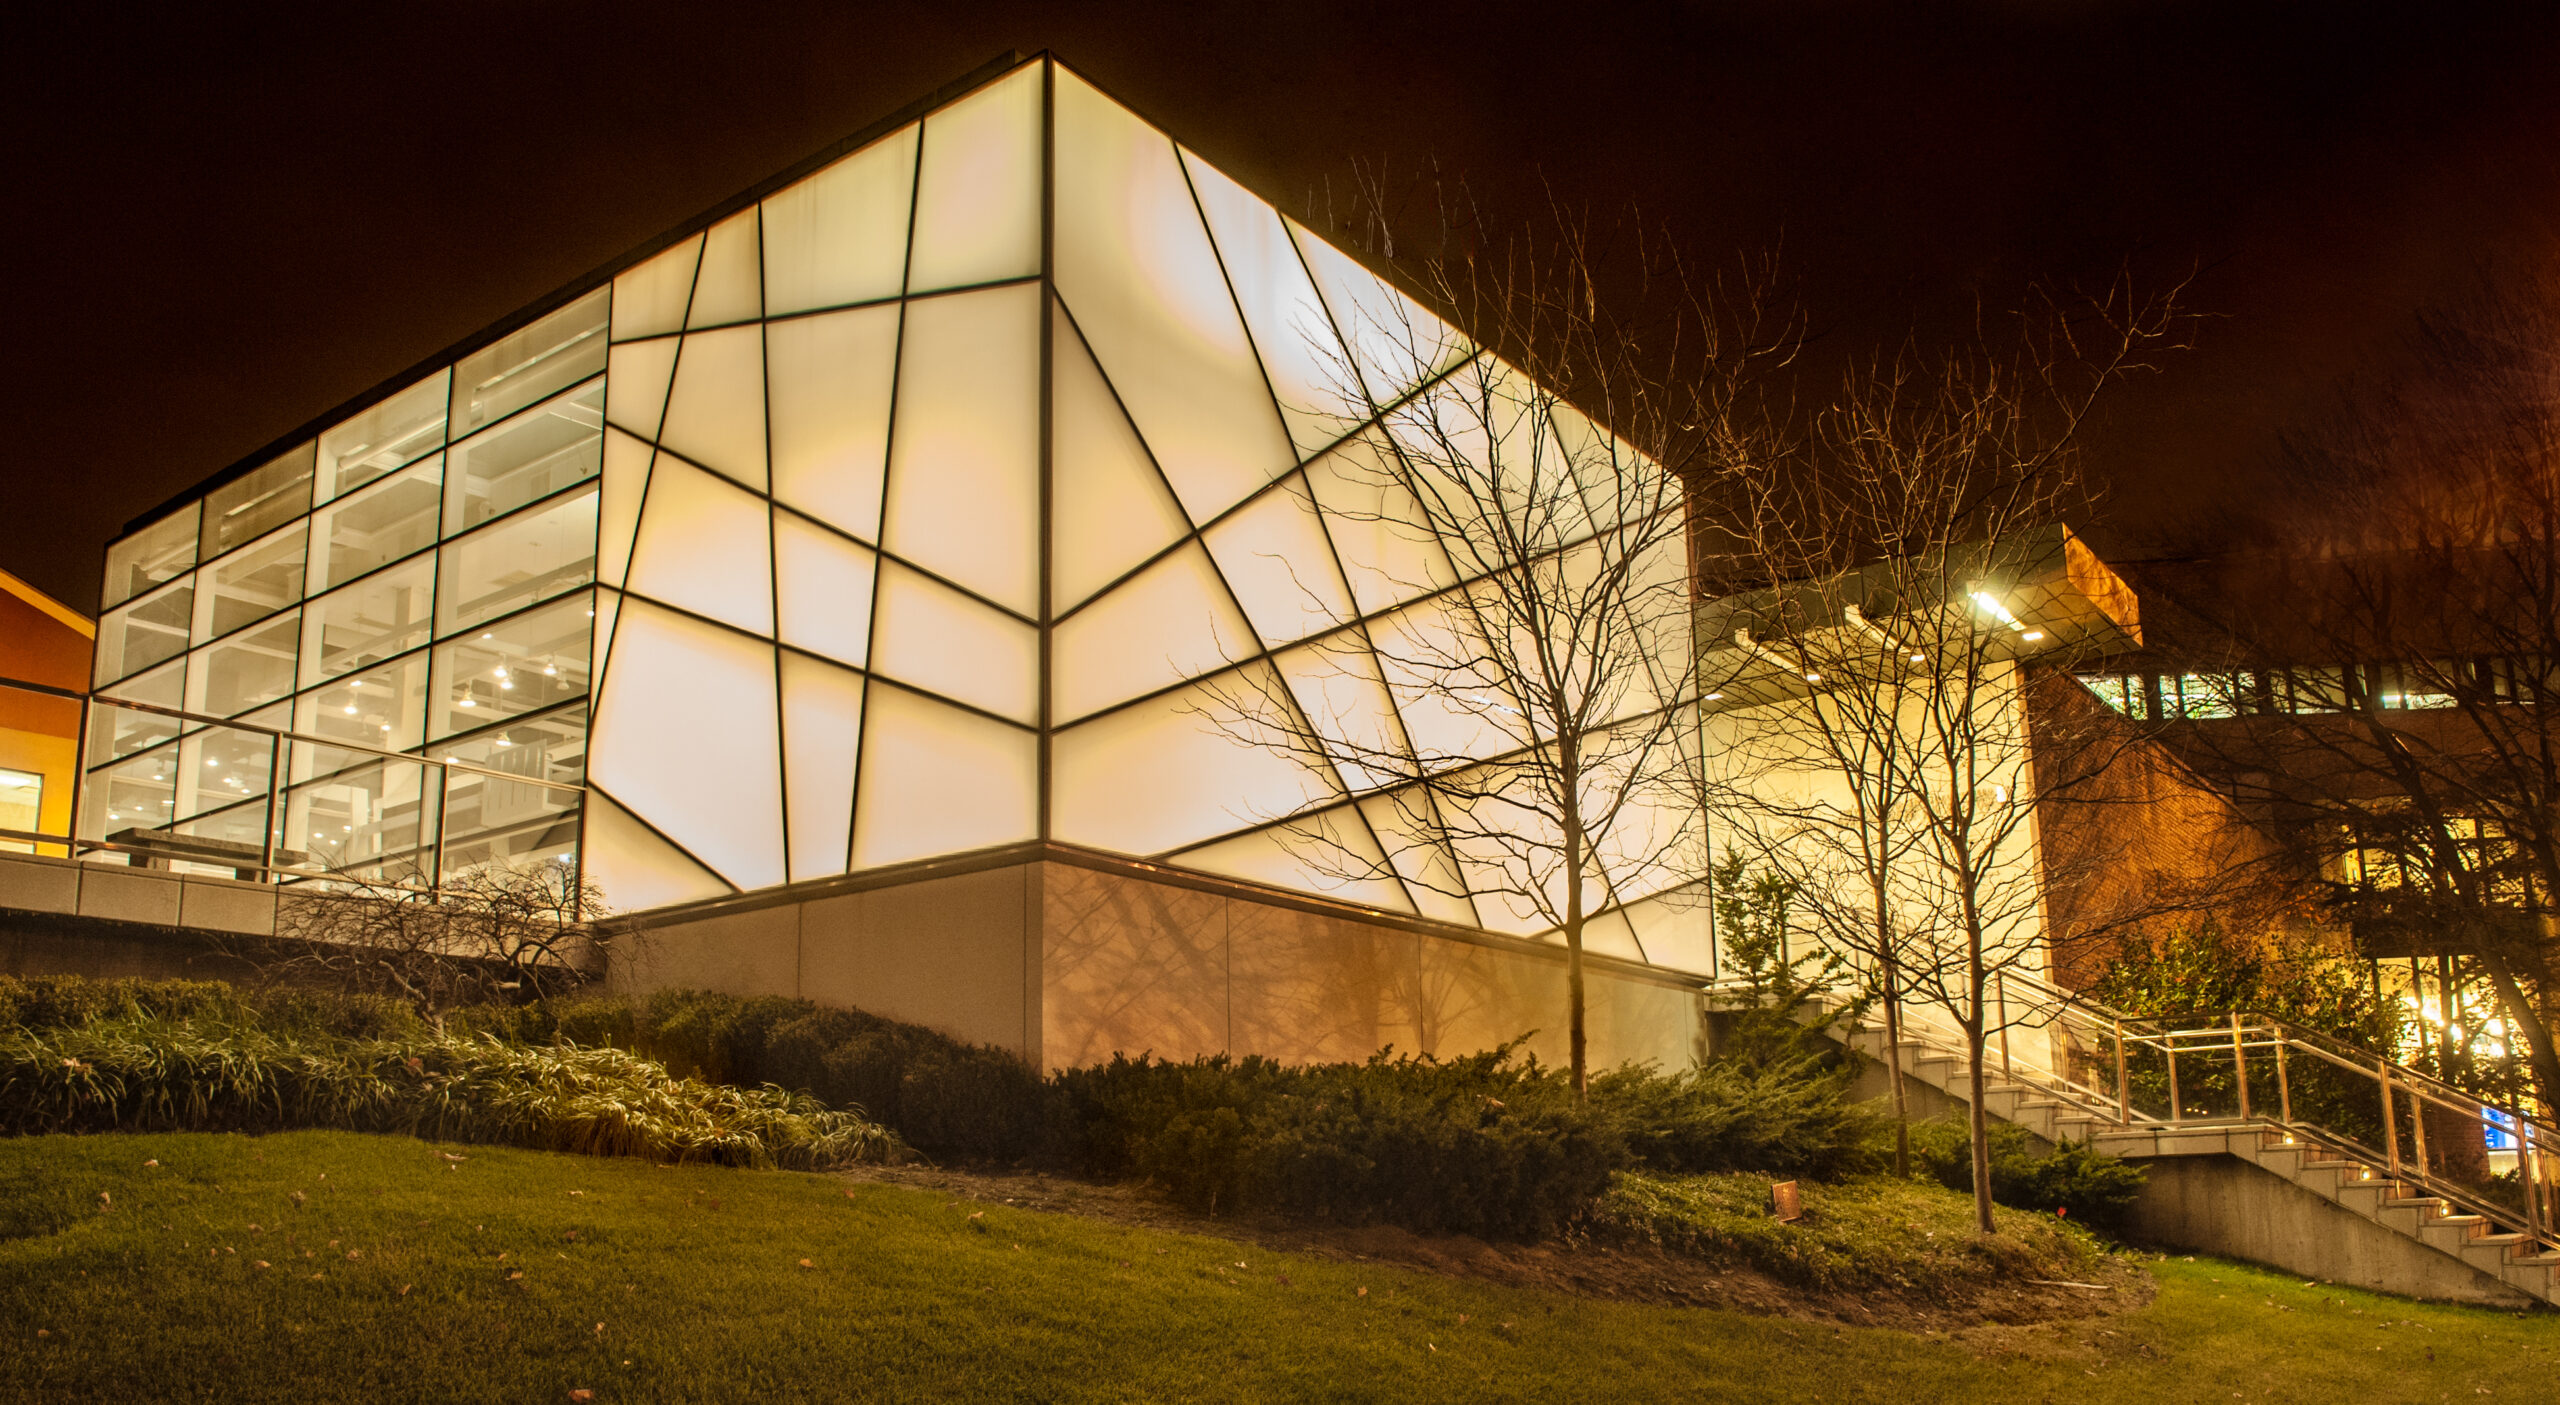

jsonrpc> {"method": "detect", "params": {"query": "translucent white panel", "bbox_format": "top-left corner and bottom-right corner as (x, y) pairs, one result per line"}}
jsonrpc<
(1574, 906), (1647, 962)
(658, 325), (768, 490)
(611, 235), (702, 342)
(763, 124), (916, 314)
(1050, 314), (1192, 612)
(102, 505), (198, 611)
(687, 208), (762, 329)
(1274, 640), (1411, 792)
(1181, 149), (1361, 458)
(428, 592), (593, 741)
(1443, 816), (1562, 938)
(849, 684), (1036, 868)
(774, 511), (876, 668)
(301, 554), (433, 683)
(882, 284), (1040, 614)
(1053, 72), (1294, 525)
(591, 588), (622, 688)
(905, 63), (1042, 294)
(1302, 433), (1459, 615)
(1050, 665), (1344, 856)
(443, 378), (605, 534)
(582, 789), (732, 911)
(1357, 789), (1481, 927)
(768, 302), (898, 541)
(1367, 591), (1527, 765)
(1287, 217), (1470, 405)
(605, 337), (680, 442)
(588, 598), (785, 891)
(434, 487), (598, 636)
(868, 562), (1037, 723)
(317, 370), (449, 504)
(456, 288), (610, 436)
(625, 457), (774, 636)
(1052, 543), (1254, 724)
(308, 455), (440, 594)
(598, 430), (651, 590)
(1201, 475), (1356, 648)
(779, 651), (863, 882)
(1171, 806), (1412, 912)
(193, 523), (306, 641)
(1622, 886), (1715, 975)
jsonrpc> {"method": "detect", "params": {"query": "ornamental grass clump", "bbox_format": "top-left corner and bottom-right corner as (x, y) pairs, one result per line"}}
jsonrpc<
(0, 1015), (899, 1171)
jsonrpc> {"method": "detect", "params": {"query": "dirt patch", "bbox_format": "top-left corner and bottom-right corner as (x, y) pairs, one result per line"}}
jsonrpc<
(833, 1161), (2156, 1333)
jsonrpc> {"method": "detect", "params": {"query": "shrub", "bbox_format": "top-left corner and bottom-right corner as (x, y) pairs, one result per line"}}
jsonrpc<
(1908, 1117), (2146, 1231)
(0, 1013), (898, 1170)
(1046, 1045), (1621, 1238)
(1590, 1056), (1883, 1179)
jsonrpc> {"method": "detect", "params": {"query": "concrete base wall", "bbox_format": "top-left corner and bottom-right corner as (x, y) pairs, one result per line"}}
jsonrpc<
(2124, 1154), (2539, 1307)
(621, 853), (1707, 1072)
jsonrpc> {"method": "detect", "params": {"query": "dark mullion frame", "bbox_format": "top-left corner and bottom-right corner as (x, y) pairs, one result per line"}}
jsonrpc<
(752, 202), (796, 897)
(1037, 56), (1058, 842)
(662, 270), (1041, 343)
(842, 101), (932, 877)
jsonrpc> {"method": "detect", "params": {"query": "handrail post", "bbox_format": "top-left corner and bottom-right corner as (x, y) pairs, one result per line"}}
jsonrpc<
(2114, 1018), (2130, 1125)
(2408, 1081), (2431, 1175)
(2524, 1120), (2546, 1248)
(431, 761), (449, 893)
(260, 733), (283, 884)
(1997, 974), (2013, 1077)
(2276, 1034), (2293, 1126)
(2379, 1057), (2402, 1176)
(2230, 1011), (2252, 1122)
(2167, 1038), (2183, 1123)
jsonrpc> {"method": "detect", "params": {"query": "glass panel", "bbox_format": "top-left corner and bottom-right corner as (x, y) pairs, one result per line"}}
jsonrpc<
(92, 576), (194, 685)
(88, 663), (186, 763)
(1050, 664), (1343, 856)
(904, 62), (1042, 295)
(435, 703), (588, 789)
(612, 234), (702, 342)
(301, 554), (435, 683)
(439, 764), (580, 876)
(1171, 807), (1410, 912)
(1201, 474), (1357, 648)
(295, 650), (430, 762)
(429, 592), (595, 740)
(1288, 217), (1471, 407)
(171, 723), (279, 833)
(282, 754), (438, 886)
(774, 511), (876, 668)
(443, 377), (605, 533)
(308, 454), (441, 594)
(101, 505), (199, 611)
(1182, 148), (1361, 461)
(657, 325), (768, 490)
(881, 283), (1040, 615)
(1302, 432), (1460, 615)
(762, 123), (916, 315)
(768, 302), (899, 541)
(201, 442), (315, 562)
(1053, 71), (1294, 526)
(191, 522), (306, 642)
(686, 208), (761, 329)
(453, 286), (610, 436)
(598, 429), (651, 590)
(1050, 312), (1192, 612)
(84, 741), (181, 842)
(1051, 542), (1255, 725)
(186, 612), (301, 718)
(316, 370), (449, 504)
(581, 790), (730, 911)
(625, 457), (774, 635)
(848, 683), (1036, 869)
(587, 597), (785, 892)
(868, 562), (1038, 724)
(434, 485), (599, 636)
(780, 652), (863, 882)
(605, 336), (680, 442)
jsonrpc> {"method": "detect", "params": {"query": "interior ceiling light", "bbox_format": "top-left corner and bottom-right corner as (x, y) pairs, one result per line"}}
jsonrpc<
(2022, 631), (2044, 642)
(1969, 590), (2022, 628)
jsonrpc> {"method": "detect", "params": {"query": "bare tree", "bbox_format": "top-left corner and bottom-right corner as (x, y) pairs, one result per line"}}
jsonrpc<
(244, 858), (616, 1013)
(1209, 197), (1786, 1098)
(1692, 282), (2187, 1230)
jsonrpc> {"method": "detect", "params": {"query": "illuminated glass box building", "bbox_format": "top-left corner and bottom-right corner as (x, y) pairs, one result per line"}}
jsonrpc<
(87, 55), (1735, 1068)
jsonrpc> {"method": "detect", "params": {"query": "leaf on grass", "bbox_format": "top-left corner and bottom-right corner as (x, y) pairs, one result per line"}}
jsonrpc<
(507, 1271), (524, 1281)
(143, 1160), (158, 1168)
(798, 1259), (813, 1269)
(290, 1191), (307, 1204)
(569, 1392), (594, 1402)
(1357, 1287), (1368, 1298)
(400, 1285), (413, 1297)
(253, 1261), (270, 1270)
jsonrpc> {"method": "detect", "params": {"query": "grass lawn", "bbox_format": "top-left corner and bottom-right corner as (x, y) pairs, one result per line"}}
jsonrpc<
(0, 1132), (2547, 1403)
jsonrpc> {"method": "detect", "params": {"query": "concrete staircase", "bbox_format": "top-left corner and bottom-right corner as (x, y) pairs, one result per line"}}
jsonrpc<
(1840, 1019), (2560, 1308)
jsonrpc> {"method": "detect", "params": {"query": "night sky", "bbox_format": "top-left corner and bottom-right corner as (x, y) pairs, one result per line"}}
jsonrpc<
(7, 1), (2558, 615)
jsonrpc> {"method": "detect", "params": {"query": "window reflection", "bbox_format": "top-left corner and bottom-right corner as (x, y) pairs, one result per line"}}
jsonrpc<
(301, 555), (435, 684)
(201, 443), (315, 563)
(101, 506), (199, 611)
(452, 288), (609, 436)
(187, 612), (301, 718)
(309, 456), (441, 593)
(93, 577), (194, 686)
(428, 592), (594, 740)
(316, 370), (449, 505)
(434, 487), (598, 636)
(444, 379), (605, 533)
(192, 523), (307, 642)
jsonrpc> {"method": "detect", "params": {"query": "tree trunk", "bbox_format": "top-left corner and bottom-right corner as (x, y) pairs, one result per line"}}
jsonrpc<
(1883, 956), (1911, 1179)
(1966, 1015), (1996, 1234)
(2480, 954), (2560, 1119)
(1566, 819), (1589, 1101)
